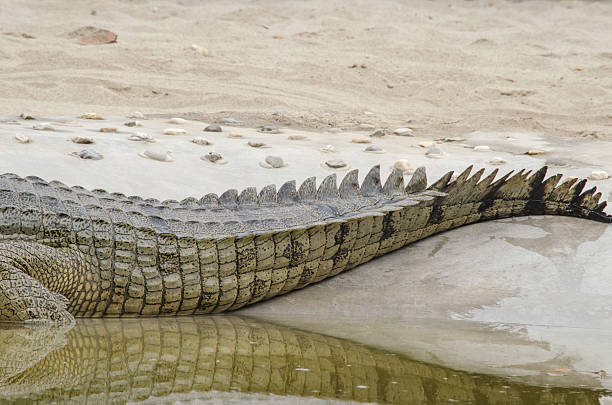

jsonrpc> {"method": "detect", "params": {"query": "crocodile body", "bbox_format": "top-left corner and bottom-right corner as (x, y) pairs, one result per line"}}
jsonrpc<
(0, 317), (607, 404)
(0, 165), (609, 323)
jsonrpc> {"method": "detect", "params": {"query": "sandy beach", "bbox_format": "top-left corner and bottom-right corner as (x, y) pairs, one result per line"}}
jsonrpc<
(1, 0), (611, 138)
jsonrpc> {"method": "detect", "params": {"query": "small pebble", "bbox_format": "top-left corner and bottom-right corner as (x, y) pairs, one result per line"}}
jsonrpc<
(128, 133), (155, 142)
(99, 127), (117, 133)
(442, 136), (465, 142)
(71, 136), (94, 144)
(127, 111), (145, 119)
(352, 137), (372, 144)
(488, 157), (508, 165)
(364, 111), (375, 116)
(358, 123), (375, 130)
(393, 127), (414, 136)
(33, 123), (54, 131)
(124, 121), (143, 127)
(589, 170), (610, 181)
(14, 133), (31, 144)
(163, 128), (187, 135)
(73, 149), (103, 160)
(81, 113), (103, 120)
(320, 145), (336, 153)
(369, 129), (386, 137)
(364, 145), (384, 153)
(201, 152), (227, 164)
(394, 159), (413, 172)
(418, 141), (435, 148)
(525, 150), (545, 155)
(191, 44), (209, 56)
(263, 155), (285, 168)
(19, 113), (35, 120)
(204, 124), (222, 132)
(325, 159), (347, 169)
(169, 117), (187, 124)
(425, 147), (444, 158)
(191, 137), (213, 145)
(288, 135), (308, 140)
(248, 141), (266, 148)
(474, 145), (491, 152)
(259, 125), (281, 134)
(140, 149), (172, 162)
(228, 132), (243, 138)
(219, 117), (241, 124)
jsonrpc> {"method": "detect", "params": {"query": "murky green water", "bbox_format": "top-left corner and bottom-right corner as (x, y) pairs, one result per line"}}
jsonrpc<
(0, 316), (609, 404)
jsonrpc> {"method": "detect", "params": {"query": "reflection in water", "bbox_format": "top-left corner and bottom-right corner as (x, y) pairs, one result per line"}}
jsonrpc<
(0, 317), (609, 404)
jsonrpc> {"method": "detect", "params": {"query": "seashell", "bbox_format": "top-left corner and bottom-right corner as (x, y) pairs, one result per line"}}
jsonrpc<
(425, 147), (444, 159)
(192, 137), (213, 145)
(201, 152), (227, 165)
(258, 125), (281, 134)
(418, 141), (435, 148)
(71, 149), (103, 160)
(351, 137), (371, 144)
(228, 132), (243, 138)
(127, 111), (145, 119)
(525, 150), (546, 155)
(204, 124), (222, 132)
(163, 128), (187, 135)
(99, 127), (117, 133)
(129, 133), (155, 142)
(358, 123), (375, 130)
(248, 141), (266, 148)
(393, 127), (413, 136)
(288, 135), (308, 140)
(589, 170), (610, 181)
(139, 149), (172, 162)
(393, 159), (413, 172)
(474, 145), (491, 152)
(19, 113), (35, 120)
(369, 129), (386, 137)
(32, 123), (54, 131)
(14, 133), (31, 144)
(169, 117), (187, 124)
(488, 157), (508, 165)
(320, 145), (336, 153)
(325, 159), (347, 169)
(71, 136), (94, 144)
(219, 117), (240, 124)
(124, 121), (143, 127)
(81, 113), (103, 120)
(364, 145), (384, 153)
(191, 44), (209, 56)
(259, 155), (287, 169)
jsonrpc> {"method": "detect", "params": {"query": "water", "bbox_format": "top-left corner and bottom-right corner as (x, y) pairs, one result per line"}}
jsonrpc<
(0, 316), (608, 404)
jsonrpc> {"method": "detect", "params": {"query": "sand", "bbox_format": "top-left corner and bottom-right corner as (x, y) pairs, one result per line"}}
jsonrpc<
(1, 0), (611, 138)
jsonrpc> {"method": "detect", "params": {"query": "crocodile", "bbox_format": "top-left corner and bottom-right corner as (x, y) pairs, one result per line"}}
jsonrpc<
(0, 317), (608, 404)
(0, 165), (609, 323)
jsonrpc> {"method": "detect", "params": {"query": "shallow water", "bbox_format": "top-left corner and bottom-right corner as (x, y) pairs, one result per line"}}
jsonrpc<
(0, 316), (609, 405)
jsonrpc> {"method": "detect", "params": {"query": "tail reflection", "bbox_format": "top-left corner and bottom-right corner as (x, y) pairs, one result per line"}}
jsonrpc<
(0, 316), (608, 404)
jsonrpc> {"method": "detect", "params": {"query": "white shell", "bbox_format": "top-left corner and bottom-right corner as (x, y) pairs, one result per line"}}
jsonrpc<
(163, 128), (187, 135)
(589, 170), (610, 181)
(320, 144), (336, 153)
(128, 133), (155, 142)
(393, 127), (414, 136)
(81, 112), (103, 120)
(488, 157), (508, 165)
(139, 149), (173, 162)
(191, 137), (213, 145)
(191, 44), (209, 56)
(169, 117), (187, 125)
(127, 111), (145, 119)
(32, 123), (54, 131)
(14, 133), (31, 144)
(474, 145), (491, 152)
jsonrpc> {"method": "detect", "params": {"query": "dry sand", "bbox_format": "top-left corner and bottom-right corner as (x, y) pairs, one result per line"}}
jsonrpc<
(1, 0), (611, 138)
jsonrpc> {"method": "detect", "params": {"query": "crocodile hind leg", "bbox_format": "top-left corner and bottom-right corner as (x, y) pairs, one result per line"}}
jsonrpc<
(0, 242), (100, 324)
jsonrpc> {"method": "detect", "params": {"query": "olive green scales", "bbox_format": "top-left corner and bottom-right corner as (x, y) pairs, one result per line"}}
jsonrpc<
(0, 165), (609, 323)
